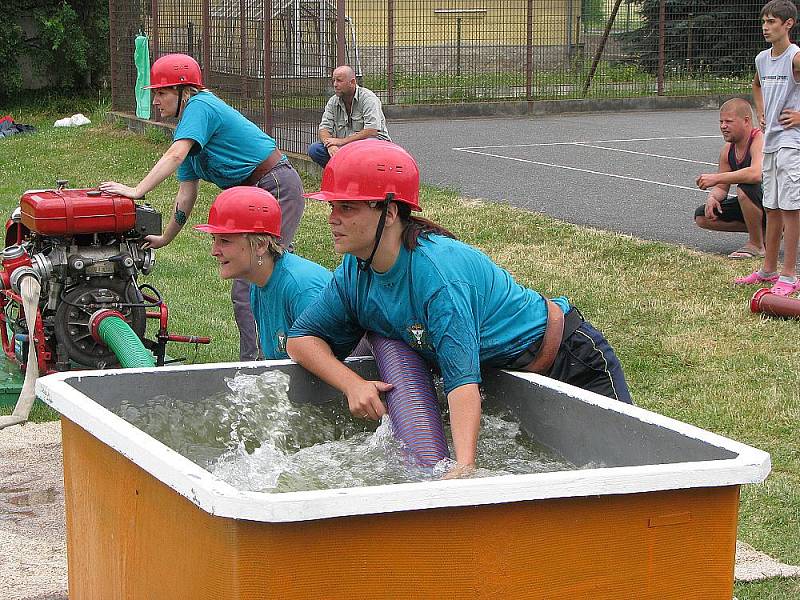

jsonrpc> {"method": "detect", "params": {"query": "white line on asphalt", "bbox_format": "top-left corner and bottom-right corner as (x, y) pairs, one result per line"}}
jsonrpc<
(573, 142), (717, 165)
(453, 135), (720, 150)
(453, 148), (706, 192)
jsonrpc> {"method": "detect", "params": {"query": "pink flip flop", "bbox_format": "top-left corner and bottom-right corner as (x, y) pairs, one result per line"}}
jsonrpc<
(769, 278), (800, 296)
(734, 271), (779, 285)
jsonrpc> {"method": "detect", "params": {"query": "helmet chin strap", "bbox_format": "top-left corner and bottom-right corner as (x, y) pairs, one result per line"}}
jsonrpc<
(357, 192), (394, 272)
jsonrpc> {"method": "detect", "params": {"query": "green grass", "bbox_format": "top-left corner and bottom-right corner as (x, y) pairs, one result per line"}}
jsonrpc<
(264, 64), (752, 105)
(0, 99), (797, 597)
(0, 90), (111, 129)
(360, 63), (752, 103)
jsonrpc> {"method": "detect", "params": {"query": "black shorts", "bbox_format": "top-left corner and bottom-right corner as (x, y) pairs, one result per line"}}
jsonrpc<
(507, 307), (632, 404)
(694, 184), (764, 224)
(546, 320), (632, 404)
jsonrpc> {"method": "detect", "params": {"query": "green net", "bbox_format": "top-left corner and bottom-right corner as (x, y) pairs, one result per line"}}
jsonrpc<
(134, 35), (151, 120)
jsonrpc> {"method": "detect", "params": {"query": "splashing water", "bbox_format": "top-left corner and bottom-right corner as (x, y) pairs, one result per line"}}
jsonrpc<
(116, 370), (576, 493)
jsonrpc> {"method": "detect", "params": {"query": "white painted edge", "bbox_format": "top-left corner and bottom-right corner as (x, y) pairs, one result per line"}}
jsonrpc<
(451, 147), (706, 193)
(35, 362), (771, 523)
(452, 134), (721, 150)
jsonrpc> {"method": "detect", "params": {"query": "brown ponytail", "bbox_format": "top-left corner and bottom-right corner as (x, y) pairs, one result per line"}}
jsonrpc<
(396, 203), (457, 250)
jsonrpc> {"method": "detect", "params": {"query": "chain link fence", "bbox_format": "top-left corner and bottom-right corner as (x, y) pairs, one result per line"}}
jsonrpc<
(110, 0), (766, 153)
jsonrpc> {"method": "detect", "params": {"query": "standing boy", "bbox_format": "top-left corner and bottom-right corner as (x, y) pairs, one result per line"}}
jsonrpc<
(736, 0), (800, 295)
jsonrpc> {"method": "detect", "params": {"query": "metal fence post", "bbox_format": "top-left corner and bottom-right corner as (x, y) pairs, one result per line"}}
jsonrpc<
(151, 0), (160, 121)
(263, 0), (272, 135)
(526, 0), (533, 101)
(456, 17), (462, 77)
(150, 0), (159, 58)
(687, 13), (693, 74)
(240, 0), (248, 96)
(202, 0), (210, 77)
(336, 0), (346, 66)
(387, 0), (395, 104)
(657, 0), (665, 95)
(109, 0), (118, 111)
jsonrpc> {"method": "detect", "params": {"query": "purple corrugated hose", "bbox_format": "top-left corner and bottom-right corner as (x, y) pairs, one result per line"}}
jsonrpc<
(367, 332), (450, 467)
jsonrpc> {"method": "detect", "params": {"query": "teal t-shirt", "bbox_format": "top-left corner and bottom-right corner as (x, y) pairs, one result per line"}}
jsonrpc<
(250, 252), (332, 359)
(289, 235), (570, 394)
(175, 92), (277, 189)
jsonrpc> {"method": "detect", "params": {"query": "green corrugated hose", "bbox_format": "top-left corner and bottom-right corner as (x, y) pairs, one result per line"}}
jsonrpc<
(97, 316), (155, 368)
(134, 35), (151, 120)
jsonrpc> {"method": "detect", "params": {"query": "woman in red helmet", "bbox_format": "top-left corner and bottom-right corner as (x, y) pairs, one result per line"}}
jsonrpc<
(287, 140), (630, 476)
(99, 53), (304, 361)
(195, 187), (330, 360)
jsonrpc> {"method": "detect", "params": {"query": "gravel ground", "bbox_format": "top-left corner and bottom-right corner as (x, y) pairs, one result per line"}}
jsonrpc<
(0, 421), (67, 600)
(0, 420), (796, 599)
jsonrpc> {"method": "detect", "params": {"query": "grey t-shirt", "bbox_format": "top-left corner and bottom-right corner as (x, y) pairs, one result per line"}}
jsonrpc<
(756, 44), (800, 152)
(319, 86), (391, 141)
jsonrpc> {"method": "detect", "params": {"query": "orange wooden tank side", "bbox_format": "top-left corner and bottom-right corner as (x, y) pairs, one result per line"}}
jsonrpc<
(61, 417), (739, 600)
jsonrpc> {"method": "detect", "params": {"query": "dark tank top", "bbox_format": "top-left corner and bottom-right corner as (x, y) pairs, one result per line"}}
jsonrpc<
(727, 128), (763, 204)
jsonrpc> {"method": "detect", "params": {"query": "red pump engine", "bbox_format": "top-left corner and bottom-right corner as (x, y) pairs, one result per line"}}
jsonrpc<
(0, 181), (209, 373)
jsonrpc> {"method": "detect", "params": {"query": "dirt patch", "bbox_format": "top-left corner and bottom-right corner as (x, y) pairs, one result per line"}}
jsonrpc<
(735, 541), (800, 581)
(0, 421), (67, 600)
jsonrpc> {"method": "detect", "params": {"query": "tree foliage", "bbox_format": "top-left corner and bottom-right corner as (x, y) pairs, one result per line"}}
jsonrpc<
(0, 21), (25, 98)
(619, 0), (778, 77)
(1, 0), (109, 101)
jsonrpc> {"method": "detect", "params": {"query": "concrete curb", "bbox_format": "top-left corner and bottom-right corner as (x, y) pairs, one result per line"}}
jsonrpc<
(383, 94), (751, 121)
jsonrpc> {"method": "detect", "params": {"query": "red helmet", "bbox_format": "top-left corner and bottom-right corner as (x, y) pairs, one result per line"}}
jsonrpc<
(305, 140), (421, 211)
(144, 54), (205, 90)
(195, 187), (281, 236)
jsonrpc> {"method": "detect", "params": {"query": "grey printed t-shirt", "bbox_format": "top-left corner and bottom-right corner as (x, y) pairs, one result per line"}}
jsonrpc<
(319, 86), (391, 141)
(756, 44), (800, 152)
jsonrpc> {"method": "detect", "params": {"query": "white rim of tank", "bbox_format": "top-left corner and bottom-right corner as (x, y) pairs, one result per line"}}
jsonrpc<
(36, 360), (771, 523)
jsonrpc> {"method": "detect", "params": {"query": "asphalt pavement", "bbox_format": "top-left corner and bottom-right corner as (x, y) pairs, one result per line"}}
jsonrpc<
(390, 108), (743, 256)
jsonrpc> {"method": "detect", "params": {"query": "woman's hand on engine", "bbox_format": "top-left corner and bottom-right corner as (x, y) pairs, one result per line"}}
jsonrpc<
(99, 181), (141, 198)
(142, 235), (169, 250)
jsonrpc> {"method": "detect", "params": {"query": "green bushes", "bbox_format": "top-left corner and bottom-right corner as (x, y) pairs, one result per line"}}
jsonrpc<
(1, 1), (108, 101)
(619, 0), (765, 77)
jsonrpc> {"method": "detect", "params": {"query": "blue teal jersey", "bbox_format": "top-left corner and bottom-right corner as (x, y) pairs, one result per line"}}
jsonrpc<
(289, 235), (569, 393)
(174, 92), (278, 189)
(250, 252), (332, 359)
